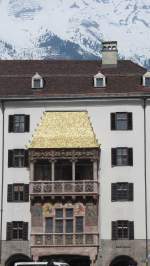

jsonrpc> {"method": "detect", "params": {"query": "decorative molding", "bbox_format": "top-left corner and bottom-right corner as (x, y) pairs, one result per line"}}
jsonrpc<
(29, 148), (100, 161)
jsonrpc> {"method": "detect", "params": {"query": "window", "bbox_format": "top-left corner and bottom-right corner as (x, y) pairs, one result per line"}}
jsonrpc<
(45, 208), (83, 234)
(76, 217), (83, 233)
(112, 220), (134, 240)
(55, 208), (63, 233)
(7, 184), (29, 202)
(12, 222), (23, 239)
(111, 112), (132, 130)
(8, 115), (30, 133)
(8, 149), (28, 168)
(116, 148), (128, 165)
(66, 208), (73, 233)
(75, 159), (93, 180)
(6, 221), (28, 240)
(94, 72), (106, 88)
(55, 160), (72, 181)
(111, 147), (133, 166)
(143, 72), (150, 87)
(111, 183), (133, 201)
(145, 77), (150, 87)
(96, 78), (104, 87)
(33, 79), (41, 88)
(45, 218), (53, 233)
(13, 150), (25, 167)
(34, 160), (51, 180)
(32, 73), (43, 89)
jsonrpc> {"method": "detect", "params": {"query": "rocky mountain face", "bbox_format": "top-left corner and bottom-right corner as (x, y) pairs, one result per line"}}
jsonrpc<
(0, 0), (149, 68)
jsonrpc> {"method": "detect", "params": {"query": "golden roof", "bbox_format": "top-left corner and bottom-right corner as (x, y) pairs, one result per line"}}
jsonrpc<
(28, 111), (99, 149)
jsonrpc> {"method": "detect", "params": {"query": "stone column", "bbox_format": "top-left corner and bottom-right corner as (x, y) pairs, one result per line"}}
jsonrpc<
(30, 160), (35, 181)
(90, 258), (94, 266)
(51, 160), (55, 182)
(72, 160), (76, 181)
(93, 160), (98, 181)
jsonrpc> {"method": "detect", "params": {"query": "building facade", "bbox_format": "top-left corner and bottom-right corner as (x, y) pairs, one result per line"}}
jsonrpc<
(0, 41), (150, 266)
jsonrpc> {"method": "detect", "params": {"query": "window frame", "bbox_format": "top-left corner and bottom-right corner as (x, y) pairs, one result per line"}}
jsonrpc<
(13, 184), (24, 202)
(112, 220), (134, 240)
(145, 77), (150, 87)
(94, 72), (106, 88)
(111, 147), (133, 167)
(44, 207), (84, 235)
(111, 112), (132, 130)
(8, 114), (30, 133)
(115, 112), (128, 130)
(95, 78), (104, 87)
(8, 149), (28, 168)
(12, 221), (23, 240)
(116, 147), (128, 166)
(13, 149), (25, 168)
(34, 160), (51, 181)
(111, 182), (133, 202)
(7, 183), (29, 202)
(33, 79), (42, 89)
(117, 220), (129, 239)
(143, 72), (150, 87)
(13, 115), (25, 133)
(32, 73), (43, 89)
(6, 221), (28, 240)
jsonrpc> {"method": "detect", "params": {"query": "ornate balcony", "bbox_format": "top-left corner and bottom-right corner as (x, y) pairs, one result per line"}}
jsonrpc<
(31, 233), (99, 246)
(30, 180), (99, 196)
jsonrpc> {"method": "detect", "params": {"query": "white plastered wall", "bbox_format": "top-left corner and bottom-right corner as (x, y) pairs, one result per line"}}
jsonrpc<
(1, 99), (146, 241)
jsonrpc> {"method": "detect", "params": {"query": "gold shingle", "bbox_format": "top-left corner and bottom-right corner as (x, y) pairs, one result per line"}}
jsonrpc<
(28, 111), (99, 149)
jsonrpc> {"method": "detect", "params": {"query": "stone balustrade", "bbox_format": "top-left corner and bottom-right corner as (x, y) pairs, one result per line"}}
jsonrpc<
(31, 233), (99, 246)
(30, 180), (99, 195)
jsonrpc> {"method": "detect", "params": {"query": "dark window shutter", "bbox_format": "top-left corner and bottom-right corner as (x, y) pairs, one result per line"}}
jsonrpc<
(111, 148), (117, 166)
(8, 115), (14, 132)
(111, 113), (116, 130)
(128, 113), (133, 130)
(128, 148), (133, 166)
(111, 183), (117, 201)
(128, 183), (134, 201)
(7, 185), (13, 202)
(8, 150), (14, 167)
(25, 115), (30, 132)
(129, 221), (134, 239)
(112, 221), (117, 240)
(24, 184), (29, 202)
(6, 222), (12, 240)
(24, 150), (29, 167)
(23, 222), (28, 240)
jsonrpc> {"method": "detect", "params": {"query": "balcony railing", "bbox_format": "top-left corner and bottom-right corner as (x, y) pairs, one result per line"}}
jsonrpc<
(30, 181), (99, 196)
(31, 233), (99, 246)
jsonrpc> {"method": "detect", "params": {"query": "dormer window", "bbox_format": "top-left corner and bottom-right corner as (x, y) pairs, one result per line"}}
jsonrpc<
(32, 73), (43, 89)
(94, 72), (106, 88)
(96, 78), (104, 87)
(143, 71), (150, 87)
(145, 77), (150, 87)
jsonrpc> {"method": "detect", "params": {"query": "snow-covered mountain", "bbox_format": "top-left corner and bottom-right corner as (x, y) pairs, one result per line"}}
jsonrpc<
(0, 0), (149, 67)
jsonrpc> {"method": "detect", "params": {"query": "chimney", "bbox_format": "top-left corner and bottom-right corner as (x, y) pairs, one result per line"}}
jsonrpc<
(102, 41), (118, 67)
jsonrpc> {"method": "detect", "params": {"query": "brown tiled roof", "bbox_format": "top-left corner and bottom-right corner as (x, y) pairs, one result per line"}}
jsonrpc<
(0, 59), (149, 98)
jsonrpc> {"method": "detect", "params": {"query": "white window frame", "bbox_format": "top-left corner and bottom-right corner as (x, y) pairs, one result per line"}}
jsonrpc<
(94, 72), (106, 88)
(32, 72), (43, 89)
(143, 71), (150, 87)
